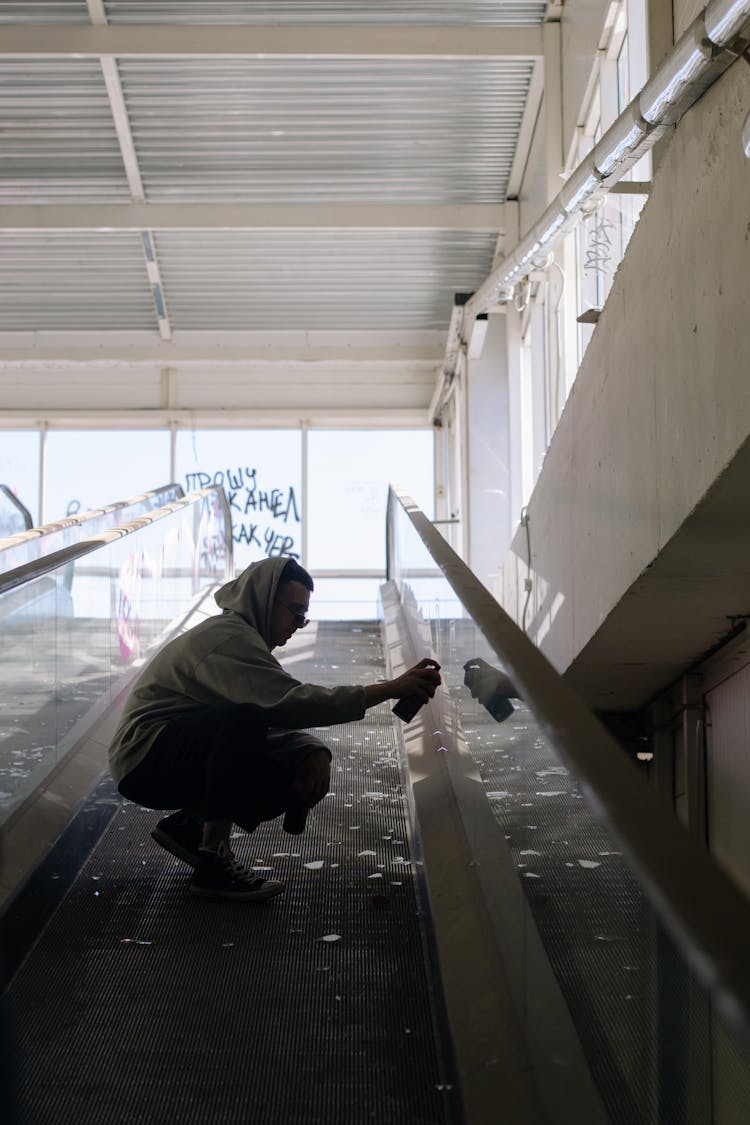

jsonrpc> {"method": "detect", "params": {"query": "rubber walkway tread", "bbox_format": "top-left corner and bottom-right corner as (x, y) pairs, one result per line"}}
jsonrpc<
(7, 621), (457, 1125)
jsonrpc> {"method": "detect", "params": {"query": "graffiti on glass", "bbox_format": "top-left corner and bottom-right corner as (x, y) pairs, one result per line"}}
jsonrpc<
(185, 466), (300, 560)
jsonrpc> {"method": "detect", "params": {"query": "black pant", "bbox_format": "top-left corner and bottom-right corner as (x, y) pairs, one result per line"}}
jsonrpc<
(117, 708), (330, 832)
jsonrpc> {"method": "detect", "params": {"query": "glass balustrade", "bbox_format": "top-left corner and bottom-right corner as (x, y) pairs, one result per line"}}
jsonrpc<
(0, 483), (184, 575)
(0, 488), (230, 829)
(386, 488), (750, 1125)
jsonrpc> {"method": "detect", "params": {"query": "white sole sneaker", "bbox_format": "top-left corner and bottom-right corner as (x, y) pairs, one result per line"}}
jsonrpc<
(189, 877), (286, 902)
(189, 845), (286, 901)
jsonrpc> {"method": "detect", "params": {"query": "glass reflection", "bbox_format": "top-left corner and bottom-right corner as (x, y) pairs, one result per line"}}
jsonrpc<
(0, 490), (230, 827)
(388, 492), (750, 1125)
(0, 483), (183, 576)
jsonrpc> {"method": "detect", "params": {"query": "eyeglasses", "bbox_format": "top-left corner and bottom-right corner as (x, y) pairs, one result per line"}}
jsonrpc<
(277, 600), (310, 629)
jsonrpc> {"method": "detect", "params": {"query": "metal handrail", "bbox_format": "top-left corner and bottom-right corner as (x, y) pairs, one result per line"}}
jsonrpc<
(0, 481), (184, 554)
(0, 486), (231, 598)
(388, 484), (750, 1049)
(0, 484), (33, 533)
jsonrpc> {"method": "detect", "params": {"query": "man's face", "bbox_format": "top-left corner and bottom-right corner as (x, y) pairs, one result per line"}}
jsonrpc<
(269, 579), (311, 649)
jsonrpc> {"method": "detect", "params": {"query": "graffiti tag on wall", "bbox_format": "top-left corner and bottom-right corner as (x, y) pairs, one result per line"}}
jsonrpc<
(185, 466), (300, 563)
(583, 214), (616, 279)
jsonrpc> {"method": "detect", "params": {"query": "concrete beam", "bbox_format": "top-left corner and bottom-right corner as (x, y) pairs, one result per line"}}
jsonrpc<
(0, 329), (445, 366)
(0, 24), (543, 60)
(0, 408), (431, 429)
(0, 203), (506, 233)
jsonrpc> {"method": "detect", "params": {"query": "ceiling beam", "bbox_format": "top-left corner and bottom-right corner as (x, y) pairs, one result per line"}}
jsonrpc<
(0, 24), (543, 60)
(0, 408), (431, 429)
(0, 352), (440, 367)
(87, 0), (172, 341)
(0, 329), (445, 365)
(505, 58), (544, 199)
(0, 203), (506, 233)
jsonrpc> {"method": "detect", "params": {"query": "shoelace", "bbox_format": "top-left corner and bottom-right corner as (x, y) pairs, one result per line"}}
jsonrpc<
(219, 849), (266, 890)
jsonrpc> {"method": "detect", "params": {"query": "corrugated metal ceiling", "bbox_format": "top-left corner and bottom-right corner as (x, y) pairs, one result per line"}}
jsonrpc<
(0, 61), (131, 203)
(0, 3), (90, 23)
(0, 233), (156, 330)
(1, 2), (547, 27)
(0, 3), (544, 342)
(120, 58), (532, 204)
(0, 229), (497, 332)
(154, 229), (498, 331)
(109, 1), (547, 25)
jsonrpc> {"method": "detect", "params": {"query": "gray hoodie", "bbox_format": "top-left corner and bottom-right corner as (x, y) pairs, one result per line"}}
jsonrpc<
(108, 557), (366, 784)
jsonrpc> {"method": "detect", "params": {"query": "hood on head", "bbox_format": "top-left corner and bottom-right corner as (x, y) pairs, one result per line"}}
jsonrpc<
(214, 557), (291, 646)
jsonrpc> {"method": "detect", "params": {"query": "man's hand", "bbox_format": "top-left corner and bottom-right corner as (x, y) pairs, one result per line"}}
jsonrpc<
(291, 749), (331, 807)
(390, 658), (441, 703)
(363, 658), (441, 710)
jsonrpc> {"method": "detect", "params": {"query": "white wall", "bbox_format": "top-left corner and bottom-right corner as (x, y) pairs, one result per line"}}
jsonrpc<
(499, 58), (750, 678)
(466, 314), (512, 593)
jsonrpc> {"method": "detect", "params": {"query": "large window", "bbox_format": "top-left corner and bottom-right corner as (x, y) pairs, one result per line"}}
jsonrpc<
(43, 431), (168, 524)
(175, 429), (302, 572)
(2, 424), (435, 619)
(0, 430), (40, 527)
(308, 430), (433, 571)
(307, 429), (434, 617)
(497, 0), (650, 535)
(572, 0), (649, 365)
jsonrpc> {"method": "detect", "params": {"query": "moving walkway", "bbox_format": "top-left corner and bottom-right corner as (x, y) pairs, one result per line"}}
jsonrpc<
(2, 485), (750, 1123)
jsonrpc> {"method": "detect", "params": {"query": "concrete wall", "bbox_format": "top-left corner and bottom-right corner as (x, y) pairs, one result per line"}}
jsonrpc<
(500, 59), (750, 680)
(673, 0), (704, 37)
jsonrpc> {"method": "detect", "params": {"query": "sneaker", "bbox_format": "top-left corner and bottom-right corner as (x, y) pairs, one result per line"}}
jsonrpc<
(189, 842), (286, 902)
(151, 810), (203, 867)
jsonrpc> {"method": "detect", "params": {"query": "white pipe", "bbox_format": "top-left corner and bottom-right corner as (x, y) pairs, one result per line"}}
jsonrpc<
(461, 0), (750, 331)
(429, 300), (465, 422)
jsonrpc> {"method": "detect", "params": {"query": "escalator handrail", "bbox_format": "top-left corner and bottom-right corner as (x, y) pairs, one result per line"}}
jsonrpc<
(0, 484), (33, 532)
(0, 486), (231, 598)
(0, 481), (184, 554)
(387, 484), (750, 1049)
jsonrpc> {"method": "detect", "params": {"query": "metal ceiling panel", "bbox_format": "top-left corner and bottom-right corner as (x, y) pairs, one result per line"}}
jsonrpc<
(0, 3), (90, 22)
(0, 233), (154, 330)
(0, 61), (132, 203)
(0, 3), (538, 347)
(119, 58), (533, 204)
(104, 2), (546, 27)
(153, 228), (497, 331)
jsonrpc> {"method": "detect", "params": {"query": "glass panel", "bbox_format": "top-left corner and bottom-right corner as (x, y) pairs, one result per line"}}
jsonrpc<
(0, 431), (40, 527)
(308, 430), (434, 571)
(387, 493), (750, 1125)
(0, 483), (184, 574)
(175, 429), (302, 571)
(0, 490), (230, 827)
(43, 430), (169, 523)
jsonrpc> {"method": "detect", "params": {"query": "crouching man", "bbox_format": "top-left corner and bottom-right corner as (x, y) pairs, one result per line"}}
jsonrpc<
(109, 557), (440, 903)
